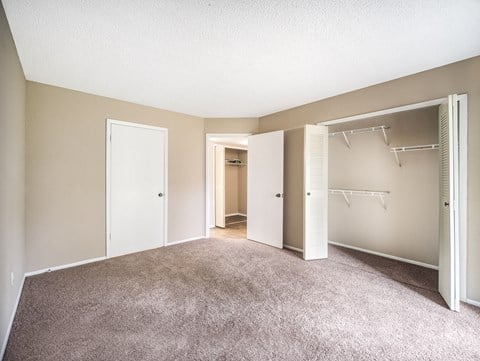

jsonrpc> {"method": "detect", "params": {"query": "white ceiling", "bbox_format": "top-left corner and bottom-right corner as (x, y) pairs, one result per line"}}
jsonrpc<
(3, 1), (480, 118)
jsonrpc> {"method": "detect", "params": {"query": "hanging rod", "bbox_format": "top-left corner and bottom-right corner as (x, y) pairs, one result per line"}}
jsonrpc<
(329, 125), (390, 148)
(329, 188), (390, 209)
(390, 144), (439, 167)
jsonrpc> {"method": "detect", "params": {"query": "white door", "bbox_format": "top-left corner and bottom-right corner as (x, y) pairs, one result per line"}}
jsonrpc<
(303, 125), (329, 260)
(247, 131), (284, 248)
(215, 145), (226, 228)
(438, 94), (460, 311)
(108, 120), (167, 257)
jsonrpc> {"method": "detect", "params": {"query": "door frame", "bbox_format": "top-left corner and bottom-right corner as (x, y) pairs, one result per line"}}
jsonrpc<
(317, 95), (468, 303)
(205, 133), (250, 238)
(106, 118), (169, 258)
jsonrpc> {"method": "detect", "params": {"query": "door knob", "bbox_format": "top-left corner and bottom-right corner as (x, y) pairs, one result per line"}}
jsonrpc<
(444, 201), (449, 207)
(307, 192), (311, 196)
(275, 193), (282, 198)
(158, 193), (164, 197)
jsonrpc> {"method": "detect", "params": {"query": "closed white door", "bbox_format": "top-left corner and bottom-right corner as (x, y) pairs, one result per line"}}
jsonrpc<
(303, 125), (329, 260)
(247, 131), (284, 248)
(108, 120), (167, 257)
(438, 94), (460, 311)
(215, 145), (226, 228)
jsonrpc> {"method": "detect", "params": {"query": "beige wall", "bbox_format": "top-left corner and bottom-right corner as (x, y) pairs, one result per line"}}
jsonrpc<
(205, 117), (258, 134)
(224, 148), (247, 216)
(283, 127), (304, 250)
(0, 2), (26, 354)
(26, 82), (205, 272)
(238, 150), (247, 215)
(225, 148), (239, 215)
(259, 56), (480, 301)
(329, 107), (439, 266)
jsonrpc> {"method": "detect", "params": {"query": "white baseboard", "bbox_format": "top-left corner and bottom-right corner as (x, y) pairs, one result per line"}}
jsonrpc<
(1, 273), (26, 359)
(167, 236), (204, 246)
(328, 241), (438, 270)
(225, 213), (247, 217)
(208, 224), (215, 229)
(283, 245), (303, 253)
(466, 298), (480, 308)
(25, 256), (107, 277)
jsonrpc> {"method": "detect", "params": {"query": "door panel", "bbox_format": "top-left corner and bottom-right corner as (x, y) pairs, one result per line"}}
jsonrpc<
(215, 145), (226, 228)
(303, 125), (329, 260)
(438, 94), (460, 311)
(110, 122), (166, 257)
(247, 131), (284, 248)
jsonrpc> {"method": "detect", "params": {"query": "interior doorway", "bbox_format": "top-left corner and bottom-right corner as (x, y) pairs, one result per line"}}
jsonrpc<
(206, 134), (249, 239)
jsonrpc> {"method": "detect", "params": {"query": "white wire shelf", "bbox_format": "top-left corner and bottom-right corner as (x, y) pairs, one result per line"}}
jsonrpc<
(329, 188), (390, 209)
(329, 125), (390, 148)
(225, 159), (247, 166)
(390, 144), (439, 167)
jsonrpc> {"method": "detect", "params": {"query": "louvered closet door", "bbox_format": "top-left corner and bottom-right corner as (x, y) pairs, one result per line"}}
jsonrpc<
(303, 125), (329, 260)
(438, 94), (460, 311)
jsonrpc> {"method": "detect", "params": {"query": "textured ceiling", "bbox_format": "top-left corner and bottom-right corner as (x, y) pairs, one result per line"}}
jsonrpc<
(3, 0), (480, 117)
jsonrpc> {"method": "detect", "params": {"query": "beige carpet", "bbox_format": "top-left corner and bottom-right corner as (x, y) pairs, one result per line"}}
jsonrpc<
(4, 239), (480, 360)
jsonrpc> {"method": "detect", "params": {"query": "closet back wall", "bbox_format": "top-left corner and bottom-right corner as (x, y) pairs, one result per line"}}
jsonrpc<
(225, 149), (247, 216)
(329, 107), (439, 266)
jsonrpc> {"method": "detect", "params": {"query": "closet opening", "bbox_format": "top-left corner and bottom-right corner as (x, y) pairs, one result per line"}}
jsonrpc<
(319, 95), (468, 311)
(205, 134), (249, 240)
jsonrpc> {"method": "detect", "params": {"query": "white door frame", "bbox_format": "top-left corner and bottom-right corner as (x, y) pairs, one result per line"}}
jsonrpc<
(205, 133), (250, 238)
(106, 118), (168, 258)
(318, 95), (468, 302)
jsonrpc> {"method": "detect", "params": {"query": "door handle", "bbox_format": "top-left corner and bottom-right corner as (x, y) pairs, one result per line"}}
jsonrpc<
(307, 192), (311, 196)
(275, 193), (282, 198)
(444, 201), (449, 207)
(158, 193), (164, 197)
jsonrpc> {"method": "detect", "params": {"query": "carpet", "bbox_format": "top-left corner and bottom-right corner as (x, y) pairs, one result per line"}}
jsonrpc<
(4, 239), (480, 360)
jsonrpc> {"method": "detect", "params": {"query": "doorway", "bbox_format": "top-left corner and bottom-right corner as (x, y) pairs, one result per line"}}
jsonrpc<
(106, 119), (168, 257)
(206, 134), (249, 239)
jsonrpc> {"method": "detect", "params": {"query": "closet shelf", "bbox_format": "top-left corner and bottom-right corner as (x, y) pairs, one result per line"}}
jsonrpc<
(329, 125), (390, 148)
(390, 144), (439, 167)
(225, 159), (247, 166)
(329, 188), (390, 209)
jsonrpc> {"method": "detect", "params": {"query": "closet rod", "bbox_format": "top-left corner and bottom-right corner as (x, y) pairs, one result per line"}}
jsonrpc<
(329, 125), (390, 148)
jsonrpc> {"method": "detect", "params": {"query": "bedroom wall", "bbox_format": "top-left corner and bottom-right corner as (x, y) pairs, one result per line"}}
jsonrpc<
(26, 82), (205, 272)
(0, 2), (26, 355)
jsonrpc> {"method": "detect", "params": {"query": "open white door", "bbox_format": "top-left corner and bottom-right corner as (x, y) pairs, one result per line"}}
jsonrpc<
(438, 94), (460, 311)
(108, 120), (167, 257)
(303, 125), (329, 260)
(215, 145), (226, 228)
(247, 131), (284, 248)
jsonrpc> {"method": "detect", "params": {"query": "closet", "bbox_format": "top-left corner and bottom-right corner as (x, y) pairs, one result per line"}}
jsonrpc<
(327, 106), (440, 268)
(214, 145), (247, 228)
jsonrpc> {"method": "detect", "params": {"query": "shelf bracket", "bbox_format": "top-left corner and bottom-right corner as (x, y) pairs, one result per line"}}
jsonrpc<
(341, 191), (351, 207)
(342, 132), (351, 149)
(378, 194), (387, 210)
(393, 149), (401, 167)
(381, 127), (389, 146)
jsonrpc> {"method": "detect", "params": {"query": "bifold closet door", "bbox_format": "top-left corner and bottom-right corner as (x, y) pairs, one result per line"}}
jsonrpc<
(215, 145), (226, 228)
(247, 131), (284, 248)
(109, 121), (167, 258)
(303, 125), (329, 260)
(438, 94), (460, 311)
